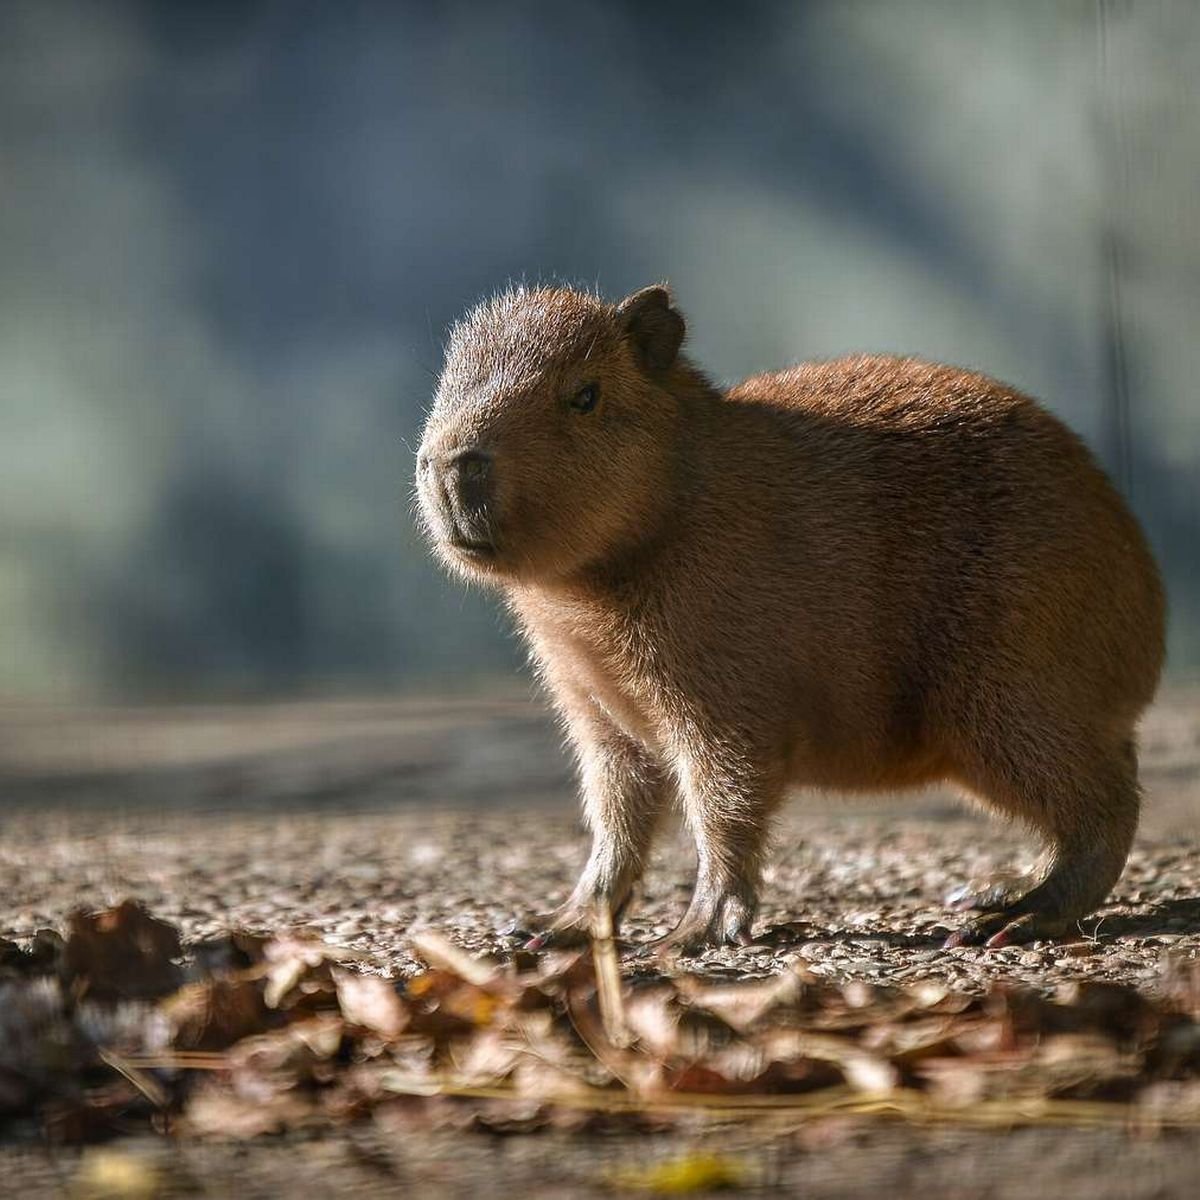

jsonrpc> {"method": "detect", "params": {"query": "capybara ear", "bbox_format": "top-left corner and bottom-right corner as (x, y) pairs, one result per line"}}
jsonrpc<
(616, 285), (685, 374)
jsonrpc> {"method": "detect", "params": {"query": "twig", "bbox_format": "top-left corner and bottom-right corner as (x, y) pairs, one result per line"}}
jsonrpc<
(373, 1070), (1197, 1130)
(591, 903), (630, 1048)
(98, 1048), (172, 1108)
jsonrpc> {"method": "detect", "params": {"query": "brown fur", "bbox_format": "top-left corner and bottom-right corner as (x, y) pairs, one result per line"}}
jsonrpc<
(415, 284), (1166, 950)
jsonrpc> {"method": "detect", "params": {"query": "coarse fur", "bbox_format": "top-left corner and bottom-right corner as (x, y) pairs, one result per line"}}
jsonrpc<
(415, 283), (1166, 951)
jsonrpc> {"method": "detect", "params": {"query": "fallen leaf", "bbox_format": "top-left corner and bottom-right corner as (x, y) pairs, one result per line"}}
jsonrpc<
(335, 971), (409, 1040)
(64, 902), (182, 1001)
(161, 977), (272, 1050)
(612, 1153), (747, 1193)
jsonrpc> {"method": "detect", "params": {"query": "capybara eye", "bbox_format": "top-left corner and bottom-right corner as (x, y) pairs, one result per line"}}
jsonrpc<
(569, 383), (599, 414)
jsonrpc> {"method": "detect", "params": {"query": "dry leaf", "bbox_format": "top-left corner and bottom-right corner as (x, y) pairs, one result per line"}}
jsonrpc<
(64, 902), (182, 1001)
(185, 1081), (314, 1138)
(335, 971), (409, 1039)
(161, 977), (271, 1050)
(613, 1153), (747, 1193)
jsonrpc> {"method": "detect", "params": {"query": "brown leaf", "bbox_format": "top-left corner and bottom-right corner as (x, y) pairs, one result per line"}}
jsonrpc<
(624, 987), (684, 1058)
(860, 1016), (970, 1065)
(451, 1028), (524, 1086)
(335, 971), (409, 1040)
(1033, 1033), (1139, 1100)
(756, 1028), (898, 1094)
(226, 1016), (345, 1104)
(189, 930), (273, 976)
(1138, 1080), (1200, 1124)
(63, 901), (182, 1001)
(408, 931), (499, 988)
(1053, 981), (1160, 1044)
(161, 977), (272, 1050)
(185, 1081), (314, 1138)
(405, 970), (503, 1036)
(260, 935), (344, 1011)
(678, 963), (814, 1032)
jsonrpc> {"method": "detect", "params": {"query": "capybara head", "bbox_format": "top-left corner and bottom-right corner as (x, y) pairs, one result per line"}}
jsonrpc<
(416, 285), (687, 582)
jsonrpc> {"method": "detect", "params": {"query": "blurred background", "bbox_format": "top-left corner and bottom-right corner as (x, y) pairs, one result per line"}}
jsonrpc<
(2, 0), (1198, 703)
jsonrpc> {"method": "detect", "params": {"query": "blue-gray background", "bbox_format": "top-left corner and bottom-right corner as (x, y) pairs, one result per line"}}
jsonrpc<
(3, 0), (1197, 700)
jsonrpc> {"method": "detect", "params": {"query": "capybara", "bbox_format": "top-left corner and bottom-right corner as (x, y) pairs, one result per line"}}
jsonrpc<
(414, 283), (1165, 951)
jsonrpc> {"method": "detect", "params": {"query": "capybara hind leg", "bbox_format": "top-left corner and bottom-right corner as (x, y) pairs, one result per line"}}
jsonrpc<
(945, 868), (1042, 913)
(945, 744), (1139, 948)
(525, 716), (669, 950)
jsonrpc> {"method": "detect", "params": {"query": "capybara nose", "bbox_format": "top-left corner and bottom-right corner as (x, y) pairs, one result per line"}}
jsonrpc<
(442, 447), (492, 511)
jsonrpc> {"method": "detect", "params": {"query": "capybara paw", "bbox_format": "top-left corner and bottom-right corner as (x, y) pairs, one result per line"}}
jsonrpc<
(944, 871), (1036, 913)
(943, 909), (1073, 949)
(522, 897), (623, 951)
(523, 921), (589, 952)
(649, 893), (756, 956)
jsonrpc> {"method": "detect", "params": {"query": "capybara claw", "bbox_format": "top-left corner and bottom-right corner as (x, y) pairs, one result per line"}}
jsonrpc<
(945, 909), (1067, 949)
(943, 910), (1013, 948)
(519, 907), (594, 952)
(649, 893), (756, 955)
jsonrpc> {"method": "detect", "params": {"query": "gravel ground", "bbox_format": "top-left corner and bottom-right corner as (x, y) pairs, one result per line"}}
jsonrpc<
(1, 687), (1198, 1196)
(1, 808), (1197, 994)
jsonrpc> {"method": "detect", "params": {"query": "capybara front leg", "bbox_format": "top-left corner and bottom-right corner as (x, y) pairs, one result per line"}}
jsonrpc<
(653, 749), (783, 954)
(526, 720), (669, 949)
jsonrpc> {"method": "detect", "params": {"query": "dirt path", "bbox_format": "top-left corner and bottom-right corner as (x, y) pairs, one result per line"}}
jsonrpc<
(1, 689), (1198, 1195)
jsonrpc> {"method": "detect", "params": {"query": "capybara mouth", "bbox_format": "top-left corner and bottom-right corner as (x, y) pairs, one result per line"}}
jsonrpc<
(447, 535), (497, 559)
(422, 478), (498, 561)
(442, 508), (497, 558)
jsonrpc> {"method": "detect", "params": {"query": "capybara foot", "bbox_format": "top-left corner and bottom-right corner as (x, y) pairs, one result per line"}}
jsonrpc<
(944, 870), (1038, 913)
(943, 907), (1074, 949)
(523, 896), (625, 951)
(649, 889), (756, 955)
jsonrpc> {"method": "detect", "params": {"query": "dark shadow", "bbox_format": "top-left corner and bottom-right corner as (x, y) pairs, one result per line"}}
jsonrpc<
(1075, 897), (1200, 941)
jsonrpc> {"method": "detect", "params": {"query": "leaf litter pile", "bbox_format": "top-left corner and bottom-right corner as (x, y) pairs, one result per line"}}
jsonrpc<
(4, 900), (1200, 1143)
